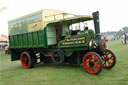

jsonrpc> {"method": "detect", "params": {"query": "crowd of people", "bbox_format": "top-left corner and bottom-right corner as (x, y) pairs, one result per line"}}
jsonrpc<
(0, 44), (10, 54)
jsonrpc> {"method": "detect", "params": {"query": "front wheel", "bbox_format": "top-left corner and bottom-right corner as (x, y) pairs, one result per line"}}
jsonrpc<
(83, 52), (103, 74)
(103, 49), (116, 69)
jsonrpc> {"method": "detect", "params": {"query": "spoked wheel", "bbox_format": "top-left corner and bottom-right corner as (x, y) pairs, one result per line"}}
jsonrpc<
(103, 49), (116, 69)
(83, 52), (103, 74)
(20, 52), (35, 69)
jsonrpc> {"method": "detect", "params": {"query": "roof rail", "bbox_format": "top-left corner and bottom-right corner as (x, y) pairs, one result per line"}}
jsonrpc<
(45, 13), (80, 21)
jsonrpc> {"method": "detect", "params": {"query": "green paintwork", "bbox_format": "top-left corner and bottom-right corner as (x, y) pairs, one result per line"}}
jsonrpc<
(9, 29), (47, 48)
(57, 30), (94, 51)
(58, 35), (88, 48)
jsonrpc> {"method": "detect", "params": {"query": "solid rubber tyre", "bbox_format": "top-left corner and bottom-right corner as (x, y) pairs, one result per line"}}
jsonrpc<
(103, 49), (116, 69)
(20, 51), (35, 69)
(83, 52), (103, 74)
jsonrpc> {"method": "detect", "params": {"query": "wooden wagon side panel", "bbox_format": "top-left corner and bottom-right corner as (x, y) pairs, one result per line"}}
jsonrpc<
(9, 30), (46, 49)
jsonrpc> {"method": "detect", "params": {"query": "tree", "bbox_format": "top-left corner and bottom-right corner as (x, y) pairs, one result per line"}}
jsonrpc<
(117, 29), (123, 36)
(122, 27), (128, 33)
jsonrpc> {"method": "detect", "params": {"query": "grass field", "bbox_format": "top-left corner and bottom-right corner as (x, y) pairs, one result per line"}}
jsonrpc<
(0, 40), (128, 85)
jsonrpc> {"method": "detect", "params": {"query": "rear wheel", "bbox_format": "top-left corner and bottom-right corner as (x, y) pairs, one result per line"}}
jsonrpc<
(20, 51), (35, 69)
(103, 49), (116, 69)
(83, 52), (103, 74)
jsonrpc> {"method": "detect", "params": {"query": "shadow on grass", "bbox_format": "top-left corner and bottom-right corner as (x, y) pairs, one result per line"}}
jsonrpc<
(34, 63), (81, 69)
(17, 63), (116, 76)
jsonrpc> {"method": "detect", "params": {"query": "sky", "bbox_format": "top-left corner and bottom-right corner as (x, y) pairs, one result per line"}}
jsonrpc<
(0, 0), (128, 35)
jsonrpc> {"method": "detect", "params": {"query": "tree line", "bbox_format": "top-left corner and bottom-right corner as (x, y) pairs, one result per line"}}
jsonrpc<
(102, 26), (128, 36)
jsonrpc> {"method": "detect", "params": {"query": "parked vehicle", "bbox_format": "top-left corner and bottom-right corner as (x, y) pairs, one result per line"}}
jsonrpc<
(8, 9), (116, 74)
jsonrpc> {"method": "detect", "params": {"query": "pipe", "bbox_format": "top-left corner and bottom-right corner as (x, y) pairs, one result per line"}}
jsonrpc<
(92, 11), (100, 34)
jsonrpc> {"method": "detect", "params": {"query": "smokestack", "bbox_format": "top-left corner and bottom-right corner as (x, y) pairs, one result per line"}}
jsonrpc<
(92, 11), (100, 34)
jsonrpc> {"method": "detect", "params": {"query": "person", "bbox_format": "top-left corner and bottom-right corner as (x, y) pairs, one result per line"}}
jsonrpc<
(121, 32), (127, 45)
(4, 45), (8, 54)
(0, 45), (3, 51)
(124, 33), (127, 44)
(77, 26), (88, 35)
(121, 33), (124, 44)
(84, 26), (88, 31)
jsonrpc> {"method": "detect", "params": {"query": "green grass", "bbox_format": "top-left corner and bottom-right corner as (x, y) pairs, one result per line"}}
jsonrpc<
(0, 40), (128, 85)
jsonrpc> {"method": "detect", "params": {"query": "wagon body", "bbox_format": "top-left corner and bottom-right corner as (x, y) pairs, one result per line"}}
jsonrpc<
(8, 10), (116, 74)
(9, 9), (66, 49)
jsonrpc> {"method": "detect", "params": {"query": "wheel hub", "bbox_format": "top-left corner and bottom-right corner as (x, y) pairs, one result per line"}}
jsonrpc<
(105, 57), (109, 61)
(24, 57), (28, 64)
(89, 60), (94, 66)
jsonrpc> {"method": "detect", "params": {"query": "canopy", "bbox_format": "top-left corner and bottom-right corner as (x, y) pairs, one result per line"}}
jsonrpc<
(0, 34), (8, 41)
(44, 15), (93, 26)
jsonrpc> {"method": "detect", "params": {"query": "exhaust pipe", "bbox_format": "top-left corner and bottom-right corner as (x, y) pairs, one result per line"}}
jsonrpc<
(92, 11), (100, 34)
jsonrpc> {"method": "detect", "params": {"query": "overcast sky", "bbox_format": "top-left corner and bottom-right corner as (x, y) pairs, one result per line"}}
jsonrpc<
(0, 0), (128, 35)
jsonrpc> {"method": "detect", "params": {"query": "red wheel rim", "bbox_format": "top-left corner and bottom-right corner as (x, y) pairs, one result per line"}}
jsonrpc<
(21, 53), (30, 69)
(83, 54), (101, 74)
(103, 51), (114, 68)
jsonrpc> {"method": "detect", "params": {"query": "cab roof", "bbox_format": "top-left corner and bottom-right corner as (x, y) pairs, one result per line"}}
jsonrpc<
(44, 14), (93, 26)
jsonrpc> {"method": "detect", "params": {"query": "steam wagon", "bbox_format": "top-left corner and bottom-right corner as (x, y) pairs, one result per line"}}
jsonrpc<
(8, 9), (116, 74)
